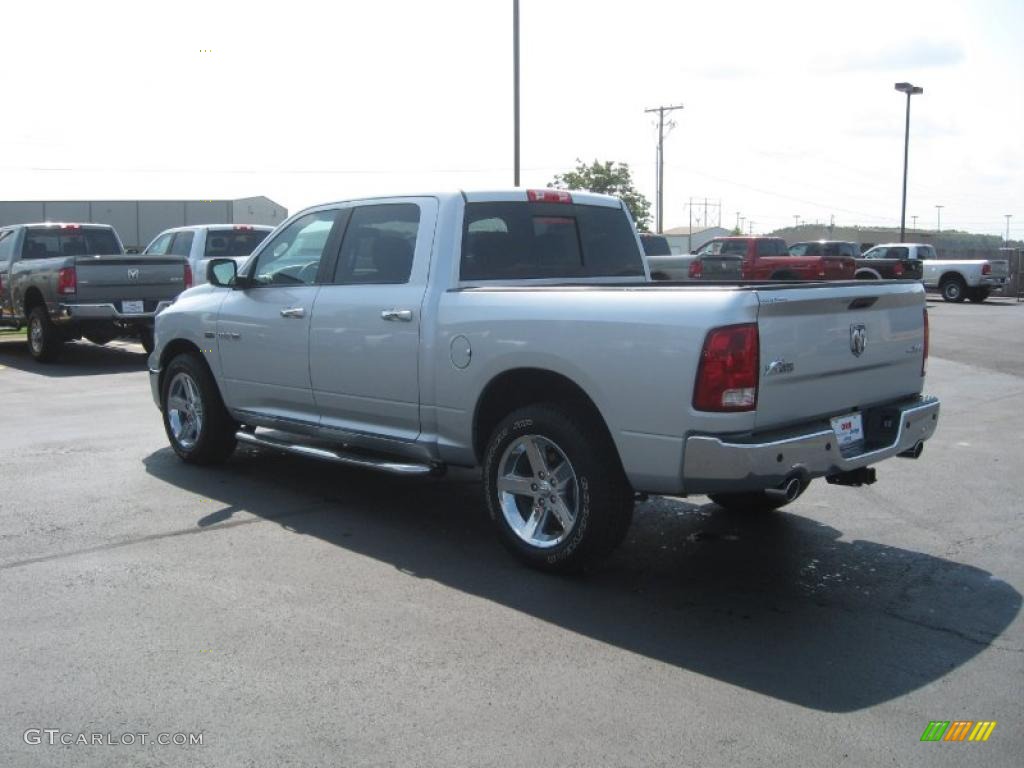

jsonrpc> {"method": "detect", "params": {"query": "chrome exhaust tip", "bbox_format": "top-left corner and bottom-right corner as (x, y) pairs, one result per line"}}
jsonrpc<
(764, 476), (803, 503)
(898, 441), (924, 459)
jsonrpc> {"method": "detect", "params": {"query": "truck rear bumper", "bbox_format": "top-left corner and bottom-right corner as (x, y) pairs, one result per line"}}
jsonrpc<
(682, 395), (940, 494)
(979, 277), (1006, 287)
(57, 301), (174, 322)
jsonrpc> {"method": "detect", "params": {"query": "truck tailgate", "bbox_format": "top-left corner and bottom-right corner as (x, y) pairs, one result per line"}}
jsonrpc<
(75, 255), (187, 302)
(754, 282), (926, 430)
(990, 259), (1010, 279)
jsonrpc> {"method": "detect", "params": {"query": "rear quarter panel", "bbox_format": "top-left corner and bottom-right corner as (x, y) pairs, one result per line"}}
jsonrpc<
(432, 286), (760, 492)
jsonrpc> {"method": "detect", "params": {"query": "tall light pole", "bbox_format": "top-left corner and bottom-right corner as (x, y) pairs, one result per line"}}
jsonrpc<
(1006, 214), (1014, 243)
(895, 82), (923, 243)
(936, 204), (944, 233)
(512, 0), (520, 187)
(644, 103), (684, 233)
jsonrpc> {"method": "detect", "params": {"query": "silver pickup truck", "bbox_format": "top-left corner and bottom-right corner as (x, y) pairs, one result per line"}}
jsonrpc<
(149, 190), (939, 571)
(0, 223), (190, 360)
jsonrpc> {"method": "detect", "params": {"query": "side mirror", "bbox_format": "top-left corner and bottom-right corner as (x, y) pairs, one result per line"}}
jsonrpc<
(207, 258), (239, 287)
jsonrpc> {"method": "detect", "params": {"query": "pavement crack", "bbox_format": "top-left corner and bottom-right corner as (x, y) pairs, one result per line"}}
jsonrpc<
(0, 503), (329, 572)
(882, 609), (1024, 653)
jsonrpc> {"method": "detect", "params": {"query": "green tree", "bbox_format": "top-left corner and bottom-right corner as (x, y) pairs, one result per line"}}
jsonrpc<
(549, 159), (652, 230)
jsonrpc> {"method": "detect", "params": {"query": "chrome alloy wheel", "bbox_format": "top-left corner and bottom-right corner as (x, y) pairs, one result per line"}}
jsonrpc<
(29, 316), (44, 355)
(496, 434), (580, 549)
(166, 372), (205, 450)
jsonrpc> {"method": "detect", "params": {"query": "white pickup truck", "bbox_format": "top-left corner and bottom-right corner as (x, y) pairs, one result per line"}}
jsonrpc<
(862, 243), (1009, 303)
(142, 224), (274, 285)
(149, 190), (939, 572)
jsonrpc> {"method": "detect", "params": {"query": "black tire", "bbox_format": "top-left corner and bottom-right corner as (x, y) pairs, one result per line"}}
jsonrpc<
(771, 271), (798, 281)
(855, 272), (879, 280)
(709, 481), (809, 513)
(482, 403), (634, 573)
(139, 328), (155, 355)
(27, 305), (62, 362)
(941, 275), (966, 302)
(967, 288), (990, 303)
(160, 352), (237, 464)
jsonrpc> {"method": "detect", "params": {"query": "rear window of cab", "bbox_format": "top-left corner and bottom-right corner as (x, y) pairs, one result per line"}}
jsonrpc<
(460, 202), (643, 280)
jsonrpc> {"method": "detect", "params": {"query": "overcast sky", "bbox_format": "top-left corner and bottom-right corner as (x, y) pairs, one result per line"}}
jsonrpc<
(0, 0), (1020, 237)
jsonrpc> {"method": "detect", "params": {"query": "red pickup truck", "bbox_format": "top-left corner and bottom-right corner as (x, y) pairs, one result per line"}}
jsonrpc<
(688, 236), (856, 281)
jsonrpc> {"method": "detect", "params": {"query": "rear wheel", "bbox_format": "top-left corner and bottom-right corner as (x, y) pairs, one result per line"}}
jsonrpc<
(941, 275), (966, 302)
(161, 353), (237, 464)
(967, 288), (991, 303)
(27, 306), (62, 362)
(483, 403), (634, 573)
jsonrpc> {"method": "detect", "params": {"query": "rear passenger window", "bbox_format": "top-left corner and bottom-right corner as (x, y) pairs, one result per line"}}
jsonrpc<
(334, 204), (420, 285)
(888, 246), (909, 259)
(460, 202), (643, 280)
(170, 231), (194, 257)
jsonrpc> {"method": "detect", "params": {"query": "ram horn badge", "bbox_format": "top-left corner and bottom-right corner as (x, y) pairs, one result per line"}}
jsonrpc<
(850, 324), (868, 357)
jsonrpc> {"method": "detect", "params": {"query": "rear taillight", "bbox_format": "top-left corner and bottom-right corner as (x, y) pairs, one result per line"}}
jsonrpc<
(693, 323), (759, 411)
(922, 308), (929, 376)
(184, 262), (193, 289)
(527, 189), (572, 204)
(893, 261), (904, 277)
(981, 262), (991, 275)
(688, 260), (703, 279)
(57, 267), (77, 295)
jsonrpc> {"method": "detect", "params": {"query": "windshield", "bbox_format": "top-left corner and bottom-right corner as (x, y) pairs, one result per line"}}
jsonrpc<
(697, 239), (746, 257)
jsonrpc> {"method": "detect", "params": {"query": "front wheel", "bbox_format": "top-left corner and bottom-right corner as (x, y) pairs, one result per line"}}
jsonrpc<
(161, 353), (237, 464)
(483, 404), (634, 573)
(27, 306), (63, 362)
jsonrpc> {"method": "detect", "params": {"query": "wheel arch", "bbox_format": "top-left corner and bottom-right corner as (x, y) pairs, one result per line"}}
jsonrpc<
(158, 339), (220, 401)
(854, 268), (881, 279)
(22, 287), (45, 315)
(472, 367), (619, 467)
(939, 270), (965, 285)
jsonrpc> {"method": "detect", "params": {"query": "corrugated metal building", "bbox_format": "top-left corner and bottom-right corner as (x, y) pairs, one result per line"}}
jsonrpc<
(0, 196), (287, 250)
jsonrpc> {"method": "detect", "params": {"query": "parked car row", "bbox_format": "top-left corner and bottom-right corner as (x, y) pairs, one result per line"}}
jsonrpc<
(643, 235), (1009, 303)
(0, 222), (272, 360)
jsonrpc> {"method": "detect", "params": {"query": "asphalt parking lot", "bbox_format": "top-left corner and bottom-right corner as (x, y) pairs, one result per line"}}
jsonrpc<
(1, 298), (1022, 768)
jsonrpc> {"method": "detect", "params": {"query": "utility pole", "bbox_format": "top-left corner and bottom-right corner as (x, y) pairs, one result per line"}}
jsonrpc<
(644, 103), (684, 233)
(936, 204), (944, 233)
(512, 0), (520, 187)
(911, 214), (918, 231)
(735, 212), (741, 231)
(1005, 214), (1013, 243)
(793, 215), (800, 228)
(748, 220), (755, 235)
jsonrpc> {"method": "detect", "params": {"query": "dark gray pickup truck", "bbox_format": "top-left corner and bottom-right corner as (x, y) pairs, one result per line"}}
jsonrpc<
(0, 223), (189, 361)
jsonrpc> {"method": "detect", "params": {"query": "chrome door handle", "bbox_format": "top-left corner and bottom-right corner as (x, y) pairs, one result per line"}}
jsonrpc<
(280, 307), (305, 318)
(381, 309), (413, 322)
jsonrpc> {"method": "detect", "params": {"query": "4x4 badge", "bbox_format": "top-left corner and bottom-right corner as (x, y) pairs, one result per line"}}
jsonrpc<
(850, 324), (867, 356)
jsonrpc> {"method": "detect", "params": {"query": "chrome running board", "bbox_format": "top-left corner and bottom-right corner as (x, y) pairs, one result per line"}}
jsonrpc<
(235, 430), (440, 477)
